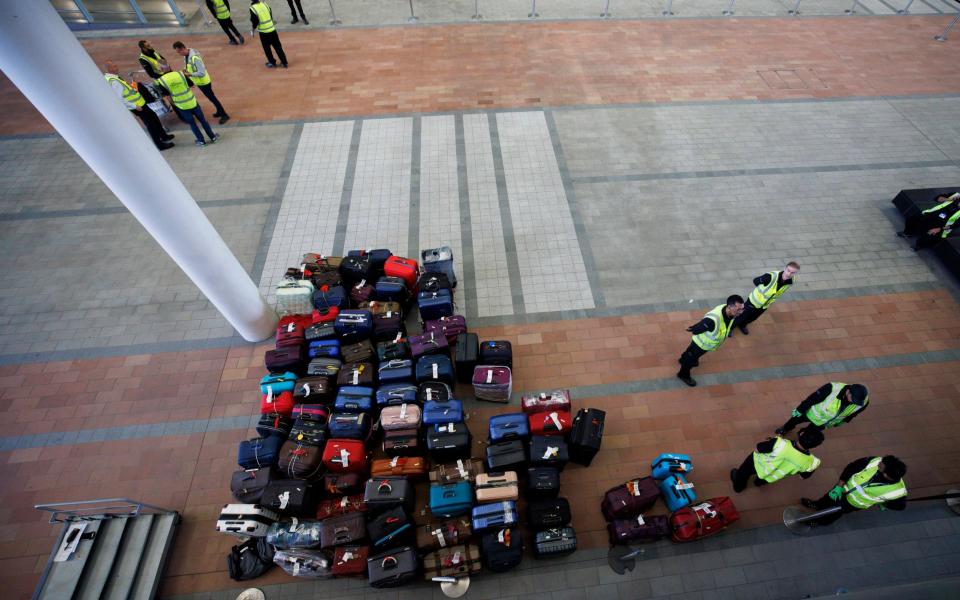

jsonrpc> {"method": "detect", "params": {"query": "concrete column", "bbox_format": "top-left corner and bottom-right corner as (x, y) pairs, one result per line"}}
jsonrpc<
(0, 0), (277, 342)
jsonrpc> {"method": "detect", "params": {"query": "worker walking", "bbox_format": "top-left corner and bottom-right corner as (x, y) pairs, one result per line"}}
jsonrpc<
(734, 261), (799, 336)
(777, 382), (869, 435)
(173, 41), (230, 124)
(157, 70), (220, 148)
(287, 0), (308, 24)
(801, 455), (907, 526)
(138, 40), (171, 80)
(250, 0), (288, 68)
(730, 426), (823, 493)
(103, 61), (174, 151)
(676, 295), (744, 387)
(206, 0), (245, 45)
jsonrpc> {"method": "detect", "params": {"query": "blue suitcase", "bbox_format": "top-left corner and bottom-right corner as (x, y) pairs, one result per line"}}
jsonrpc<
(328, 412), (372, 440)
(418, 289), (454, 321)
(651, 453), (694, 480)
(378, 359), (414, 384)
(429, 481), (473, 518)
(658, 473), (696, 511)
(334, 386), (374, 413)
(376, 383), (418, 407)
(259, 372), (297, 395)
(313, 285), (348, 310)
(335, 310), (373, 344)
(471, 501), (518, 533)
(308, 339), (341, 360)
(423, 399), (464, 425)
(374, 276), (410, 303)
(416, 355), (455, 386)
(489, 413), (529, 442)
(238, 435), (283, 469)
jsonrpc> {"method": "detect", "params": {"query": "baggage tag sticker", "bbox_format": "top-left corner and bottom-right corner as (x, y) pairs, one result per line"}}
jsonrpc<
(675, 481), (695, 490)
(340, 448), (350, 467)
(451, 551), (462, 565)
(342, 550), (354, 562)
(266, 388), (274, 404)
(432, 363), (439, 379)
(636, 514), (645, 525)
(399, 403), (408, 419)
(289, 516), (298, 531)
(390, 456), (399, 468)
(456, 459), (467, 478)
(486, 370), (493, 384)
(543, 446), (559, 460)
(352, 369), (360, 385)
(548, 412), (562, 431)
(286, 323), (295, 333)
(426, 388), (434, 401)
(293, 562), (300, 576)
(278, 491), (290, 510)
(340, 496), (349, 508)
(435, 528), (447, 548)
(627, 480), (642, 496)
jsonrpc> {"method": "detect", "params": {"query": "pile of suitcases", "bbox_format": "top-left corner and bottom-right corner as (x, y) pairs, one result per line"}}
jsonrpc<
(219, 247), (607, 587)
(602, 453), (740, 545)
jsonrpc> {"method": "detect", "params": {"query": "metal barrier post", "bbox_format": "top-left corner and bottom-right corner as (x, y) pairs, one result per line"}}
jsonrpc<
(663, 0), (674, 16)
(472, 0), (482, 19)
(788, 0), (802, 14)
(73, 0), (94, 22)
(166, 0), (187, 25)
(127, 0), (147, 23)
(723, 0), (736, 15)
(897, 0), (915, 13)
(529, 0), (539, 18)
(844, 0), (861, 14)
(408, 0), (418, 22)
(935, 10), (960, 41)
(601, 0), (612, 18)
(328, 0), (341, 25)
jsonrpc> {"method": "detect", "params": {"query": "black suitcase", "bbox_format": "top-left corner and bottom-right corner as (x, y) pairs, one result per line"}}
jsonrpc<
(481, 526), (524, 573)
(363, 477), (416, 514)
(529, 435), (568, 471)
(367, 506), (414, 549)
(417, 381), (452, 403)
(292, 376), (335, 404)
(367, 546), (419, 587)
(260, 480), (318, 517)
(230, 468), (274, 504)
(485, 439), (526, 472)
(305, 322), (337, 343)
(568, 408), (605, 466)
(526, 467), (560, 500)
(454, 333), (479, 383)
(533, 527), (577, 558)
(339, 255), (373, 286)
(479, 340), (513, 369)
(527, 497), (571, 529)
(426, 425), (472, 463)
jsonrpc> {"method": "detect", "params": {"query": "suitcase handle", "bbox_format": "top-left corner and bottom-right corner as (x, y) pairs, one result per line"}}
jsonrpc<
(377, 481), (394, 493)
(381, 556), (398, 569)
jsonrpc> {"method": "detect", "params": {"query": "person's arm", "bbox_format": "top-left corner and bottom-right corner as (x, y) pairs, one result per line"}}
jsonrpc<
(686, 318), (715, 335)
(842, 406), (866, 425)
(795, 383), (832, 414)
(109, 79), (137, 110)
(837, 457), (873, 485)
(206, 0), (216, 14)
(190, 55), (207, 79)
(250, 5), (259, 31)
(753, 273), (772, 287)
(755, 439), (776, 453)
(139, 57), (160, 79)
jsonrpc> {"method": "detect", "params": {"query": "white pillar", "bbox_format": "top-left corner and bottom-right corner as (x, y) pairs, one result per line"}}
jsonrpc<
(0, 0), (277, 342)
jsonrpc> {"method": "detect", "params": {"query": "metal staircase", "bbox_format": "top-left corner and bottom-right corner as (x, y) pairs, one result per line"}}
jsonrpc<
(32, 499), (180, 600)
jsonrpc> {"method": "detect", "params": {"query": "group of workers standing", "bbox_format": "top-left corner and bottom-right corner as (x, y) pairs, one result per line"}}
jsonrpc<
(676, 263), (909, 526)
(205, 0), (293, 67)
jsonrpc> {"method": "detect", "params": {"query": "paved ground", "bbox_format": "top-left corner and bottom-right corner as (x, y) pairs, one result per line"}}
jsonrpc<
(1, 5), (959, 600)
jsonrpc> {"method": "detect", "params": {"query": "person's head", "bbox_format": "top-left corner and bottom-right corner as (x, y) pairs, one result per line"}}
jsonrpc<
(138, 40), (152, 53)
(725, 294), (745, 318)
(845, 384), (868, 406)
(103, 60), (118, 74)
(173, 41), (188, 57)
(783, 261), (800, 281)
(796, 426), (824, 450)
(878, 456), (907, 482)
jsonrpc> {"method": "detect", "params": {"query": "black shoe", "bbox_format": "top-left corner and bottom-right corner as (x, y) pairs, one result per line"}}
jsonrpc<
(239, 35), (245, 45)
(219, 115), (230, 124)
(281, 63), (288, 68)
(212, 112), (223, 118)
(896, 231), (907, 238)
(266, 62), (276, 68)
(302, 17), (309, 24)
(677, 373), (697, 387)
(754, 477), (767, 487)
(291, 18), (299, 24)
(800, 498), (818, 509)
(162, 134), (175, 141)
(157, 142), (174, 151)
(730, 469), (745, 493)
(229, 39), (239, 45)
(739, 325), (749, 336)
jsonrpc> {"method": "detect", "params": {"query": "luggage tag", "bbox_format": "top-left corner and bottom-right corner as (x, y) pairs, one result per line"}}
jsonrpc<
(340, 448), (350, 467)
(426, 388), (434, 401)
(390, 456), (400, 468)
(289, 517), (299, 531)
(456, 459), (468, 479)
(542, 446), (559, 459)
(386, 311), (393, 318)
(285, 322), (296, 333)
(399, 404), (407, 419)
(395, 332), (403, 343)
(352, 368), (360, 385)
(266, 388), (274, 404)
(486, 370), (494, 384)
(340, 550), (355, 563)
(432, 363), (439, 379)
(355, 279), (367, 289)
(692, 502), (717, 517)
(501, 501), (515, 524)
(278, 491), (290, 510)
(548, 412), (563, 431)
(675, 481), (695, 490)
(636, 514), (645, 525)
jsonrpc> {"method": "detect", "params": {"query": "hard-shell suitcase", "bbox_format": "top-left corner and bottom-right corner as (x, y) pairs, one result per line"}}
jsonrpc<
(264, 345), (304, 372)
(292, 403), (331, 425)
(651, 452), (694, 480)
(521, 389), (572, 415)
(430, 458), (485, 484)
(362, 301), (403, 317)
(339, 255), (373, 286)
(416, 517), (473, 552)
(334, 310), (373, 344)
(238, 436), (283, 470)
(454, 332), (479, 383)
(417, 381), (451, 403)
(485, 439), (526, 472)
(307, 339), (341, 360)
(231, 468), (273, 504)
(358, 248), (393, 274)
(260, 389), (295, 417)
(293, 376), (335, 404)
(367, 506), (413, 548)
(426, 422), (472, 463)
(380, 403), (422, 431)
(377, 339), (410, 362)
(341, 340), (375, 364)
(288, 419), (327, 447)
(527, 467), (560, 500)
(471, 501), (518, 533)
(277, 441), (324, 480)
(415, 354), (455, 386)
(528, 410), (572, 437)
(260, 371), (297, 394)
(377, 383), (418, 406)
(378, 359), (414, 384)
(529, 435), (569, 471)
(305, 321), (337, 342)
(261, 480), (318, 518)
(276, 320), (306, 348)
(670, 497), (740, 543)
(312, 285), (348, 310)
(568, 408), (605, 466)
(364, 477), (416, 514)
(217, 504), (279, 538)
(479, 340), (513, 369)
(373, 313), (405, 343)
(374, 276), (410, 303)
(489, 413), (530, 441)
(322, 438), (368, 473)
(334, 386), (374, 413)
(409, 331), (449, 358)
(421, 246), (457, 287)
(422, 544), (482, 580)
(332, 545), (369, 577)
(424, 315), (467, 345)
(327, 412), (372, 440)
(316, 495), (367, 520)
(601, 477), (660, 520)
(319, 512), (367, 549)
(306, 358), (342, 378)
(273, 549), (332, 578)
(527, 497), (571, 529)
(658, 473), (697, 512)
(382, 428), (421, 457)
(533, 527), (577, 558)
(323, 473), (365, 496)
(417, 289), (454, 321)
(607, 514), (671, 545)
(371, 456), (428, 479)
(475, 471), (519, 503)
(256, 413), (293, 439)
(481, 526), (523, 573)
(429, 481), (473, 517)
(383, 256), (419, 290)
(275, 278), (315, 316)
(472, 366), (513, 403)
(266, 520), (323, 549)
(367, 546), (418, 588)
(336, 361), (375, 387)
(423, 399), (464, 425)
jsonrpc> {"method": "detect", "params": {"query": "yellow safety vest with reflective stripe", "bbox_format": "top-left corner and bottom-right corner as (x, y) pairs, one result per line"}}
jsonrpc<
(922, 194), (960, 239)
(104, 74), (144, 108)
(139, 51), (167, 77)
(158, 71), (197, 110)
(806, 382), (868, 428)
(752, 437), (821, 484)
(185, 50), (211, 86)
(843, 457), (907, 510)
(211, 0), (230, 19)
(748, 271), (791, 309)
(691, 304), (733, 352)
(250, 2), (276, 33)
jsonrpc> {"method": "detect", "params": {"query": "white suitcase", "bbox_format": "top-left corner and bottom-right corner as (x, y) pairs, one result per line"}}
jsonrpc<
(216, 503), (279, 538)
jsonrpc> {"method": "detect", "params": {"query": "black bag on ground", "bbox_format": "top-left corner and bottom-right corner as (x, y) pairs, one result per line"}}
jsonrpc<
(227, 537), (275, 581)
(481, 526), (524, 573)
(527, 497), (571, 529)
(454, 332), (479, 383)
(231, 468), (274, 504)
(568, 408), (605, 466)
(527, 467), (560, 500)
(367, 546), (419, 587)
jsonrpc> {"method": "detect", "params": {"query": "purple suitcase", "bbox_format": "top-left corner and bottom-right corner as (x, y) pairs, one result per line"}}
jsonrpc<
(601, 477), (660, 520)
(409, 331), (449, 358)
(472, 366), (512, 403)
(423, 315), (467, 345)
(607, 515), (671, 545)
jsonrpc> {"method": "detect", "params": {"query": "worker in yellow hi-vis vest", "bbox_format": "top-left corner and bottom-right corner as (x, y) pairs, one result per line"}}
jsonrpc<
(137, 40), (171, 80)
(206, 0), (245, 45)
(173, 41), (230, 124)
(733, 261), (800, 336)
(730, 427), (824, 493)
(156, 70), (220, 148)
(249, 0), (288, 68)
(801, 455), (907, 526)
(676, 294), (745, 387)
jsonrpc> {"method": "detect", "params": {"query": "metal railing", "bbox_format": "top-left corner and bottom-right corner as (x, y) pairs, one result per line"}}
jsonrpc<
(35, 498), (178, 524)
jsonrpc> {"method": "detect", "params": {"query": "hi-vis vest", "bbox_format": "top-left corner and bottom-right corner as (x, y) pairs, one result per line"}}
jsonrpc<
(922, 194), (960, 239)
(748, 271), (791, 309)
(158, 71), (197, 110)
(185, 50), (211, 86)
(211, 0), (230, 19)
(250, 2), (276, 33)
(805, 382), (868, 428)
(691, 305), (733, 352)
(139, 51), (167, 77)
(843, 457), (907, 510)
(104, 74), (144, 108)
(753, 437), (821, 484)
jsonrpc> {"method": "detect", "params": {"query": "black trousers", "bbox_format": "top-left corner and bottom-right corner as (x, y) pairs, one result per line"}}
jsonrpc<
(132, 105), (169, 147)
(732, 453), (764, 490)
(914, 232), (944, 251)
(807, 493), (856, 526)
(197, 83), (228, 117)
(287, 0), (306, 20)
(779, 414), (814, 433)
(217, 17), (242, 42)
(259, 31), (287, 66)
(736, 303), (765, 330)
(677, 342), (707, 379)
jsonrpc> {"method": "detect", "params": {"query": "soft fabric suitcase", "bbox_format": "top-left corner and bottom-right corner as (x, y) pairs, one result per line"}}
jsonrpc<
(322, 438), (368, 473)
(422, 544), (482, 580)
(409, 331), (449, 358)
(323, 473), (365, 496)
(293, 376), (334, 404)
(312, 285), (348, 310)
(417, 271), (453, 294)
(479, 340), (513, 369)
(658, 473), (697, 512)
(334, 310), (373, 344)
(471, 500), (518, 533)
(608, 514), (671, 545)
(227, 537), (275, 581)
(527, 467), (560, 500)
(485, 439), (526, 472)
(261, 480), (318, 518)
(382, 428), (421, 457)
(276, 320), (306, 348)
(417, 289), (454, 321)
(601, 477), (660, 520)
(380, 403), (422, 431)
(423, 399), (464, 425)
(529, 435), (569, 471)
(533, 527), (577, 558)
(429, 481), (473, 517)
(361, 300), (404, 317)
(416, 518), (472, 552)
(231, 468), (273, 504)
(260, 371), (297, 394)
(416, 355), (455, 386)
(374, 276), (410, 303)
(424, 315), (467, 345)
(384, 256), (419, 289)
(426, 423), (472, 462)
(256, 413), (293, 439)
(336, 361), (375, 387)
(316, 495), (367, 520)
(310, 270), (343, 290)
(373, 312), (405, 342)
(339, 255), (373, 286)
(341, 340), (374, 364)
(376, 339), (410, 362)
(307, 339), (341, 360)
(334, 386), (374, 413)
(481, 526), (523, 573)
(260, 389), (295, 417)
(319, 512), (367, 549)
(418, 381), (452, 403)
(527, 497), (571, 529)
(288, 419), (327, 447)
(421, 246), (457, 287)
(489, 413), (529, 441)
(378, 359), (414, 384)
(349, 281), (375, 307)
(292, 403), (330, 425)
(238, 436), (283, 469)
(651, 452), (694, 480)
(454, 332), (479, 383)
(371, 456), (428, 479)
(472, 366), (513, 403)
(475, 471), (519, 503)
(670, 497), (740, 543)
(305, 321), (337, 342)
(367, 506), (413, 548)
(332, 545), (369, 577)
(528, 410), (572, 437)
(328, 412), (371, 440)
(278, 441), (324, 480)
(568, 408), (605, 466)
(430, 458), (485, 484)
(302, 253), (342, 272)
(364, 477), (416, 514)
(217, 504), (279, 538)
(367, 547), (418, 588)
(273, 549), (332, 578)
(306, 358), (342, 378)
(522, 390), (572, 415)
(377, 383), (418, 406)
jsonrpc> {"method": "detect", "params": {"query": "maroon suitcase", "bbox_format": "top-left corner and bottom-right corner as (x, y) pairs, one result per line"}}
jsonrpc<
(265, 345), (305, 374)
(601, 477), (659, 520)
(276, 321), (306, 348)
(607, 515), (671, 545)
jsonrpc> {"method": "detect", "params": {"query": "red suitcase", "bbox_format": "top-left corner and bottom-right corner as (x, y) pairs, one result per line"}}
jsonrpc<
(528, 410), (572, 437)
(322, 438), (369, 474)
(276, 321), (306, 348)
(332, 545), (369, 576)
(521, 389), (572, 415)
(670, 497), (740, 543)
(601, 477), (660, 520)
(260, 390), (295, 417)
(607, 515), (671, 545)
(316, 495), (367, 520)
(384, 256), (419, 290)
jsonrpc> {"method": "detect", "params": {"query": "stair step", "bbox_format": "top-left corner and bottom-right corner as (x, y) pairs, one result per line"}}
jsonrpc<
(74, 517), (130, 600)
(100, 514), (155, 600)
(128, 512), (179, 600)
(35, 519), (103, 600)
